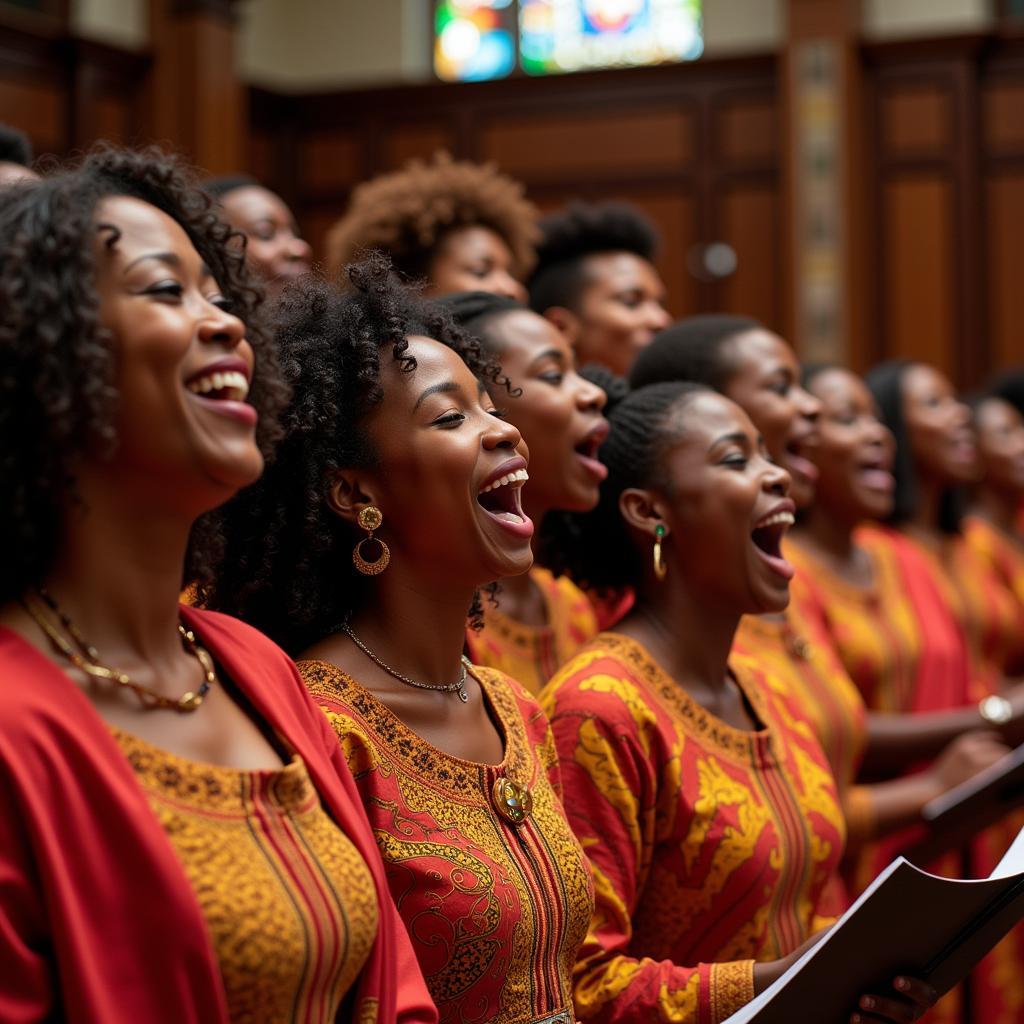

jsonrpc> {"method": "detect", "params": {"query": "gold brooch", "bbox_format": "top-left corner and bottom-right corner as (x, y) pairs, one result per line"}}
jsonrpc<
(492, 777), (533, 825)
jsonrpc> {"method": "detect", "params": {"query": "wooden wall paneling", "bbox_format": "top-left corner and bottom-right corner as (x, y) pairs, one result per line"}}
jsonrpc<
(299, 127), (362, 195)
(382, 120), (455, 170)
(0, 71), (65, 151)
(864, 37), (990, 387)
(986, 172), (1024, 369)
(879, 83), (951, 156)
(714, 179), (781, 329)
(949, 54), (985, 389)
(0, 25), (68, 154)
(881, 175), (957, 378)
(70, 40), (150, 150)
(984, 80), (1024, 153)
(479, 106), (695, 180)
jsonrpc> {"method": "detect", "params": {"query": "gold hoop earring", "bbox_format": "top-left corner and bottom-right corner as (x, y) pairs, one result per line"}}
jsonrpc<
(353, 506), (390, 576)
(653, 524), (667, 581)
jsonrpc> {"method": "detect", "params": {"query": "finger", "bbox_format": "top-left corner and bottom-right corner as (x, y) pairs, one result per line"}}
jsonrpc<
(892, 975), (938, 1007)
(850, 994), (917, 1023)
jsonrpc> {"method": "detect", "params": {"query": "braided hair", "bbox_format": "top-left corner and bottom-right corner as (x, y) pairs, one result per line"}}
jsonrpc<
(628, 314), (762, 391)
(442, 289), (528, 355)
(528, 200), (661, 315)
(200, 253), (511, 654)
(544, 380), (710, 592)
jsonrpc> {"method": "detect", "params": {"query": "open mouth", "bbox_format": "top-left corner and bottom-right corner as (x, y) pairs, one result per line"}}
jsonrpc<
(856, 454), (895, 492)
(477, 467), (531, 529)
(750, 506), (796, 580)
(574, 422), (610, 481)
(784, 438), (820, 484)
(186, 369), (250, 402)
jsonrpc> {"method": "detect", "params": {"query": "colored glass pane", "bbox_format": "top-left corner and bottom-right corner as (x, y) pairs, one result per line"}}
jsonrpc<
(519, 0), (702, 75)
(434, 0), (517, 82)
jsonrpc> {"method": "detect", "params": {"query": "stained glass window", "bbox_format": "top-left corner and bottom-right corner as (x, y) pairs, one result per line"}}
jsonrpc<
(434, 0), (703, 82)
(435, 1), (518, 83)
(520, 0), (702, 75)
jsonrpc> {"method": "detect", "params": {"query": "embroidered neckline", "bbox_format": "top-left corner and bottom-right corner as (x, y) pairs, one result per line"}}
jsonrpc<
(582, 632), (777, 765)
(299, 660), (535, 796)
(110, 727), (314, 814)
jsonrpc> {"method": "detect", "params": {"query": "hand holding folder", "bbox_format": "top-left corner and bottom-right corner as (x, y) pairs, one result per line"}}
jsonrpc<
(723, 825), (1024, 1023)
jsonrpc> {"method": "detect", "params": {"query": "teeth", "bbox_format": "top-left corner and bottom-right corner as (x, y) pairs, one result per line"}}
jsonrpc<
(479, 468), (529, 494)
(755, 511), (795, 530)
(186, 370), (249, 401)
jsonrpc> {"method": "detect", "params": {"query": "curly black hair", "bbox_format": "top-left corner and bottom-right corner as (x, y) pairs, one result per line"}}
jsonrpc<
(628, 314), (762, 391)
(199, 253), (511, 655)
(542, 380), (709, 593)
(0, 143), (287, 605)
(0, 124), (32, 167)
(528, 200), (662, 315)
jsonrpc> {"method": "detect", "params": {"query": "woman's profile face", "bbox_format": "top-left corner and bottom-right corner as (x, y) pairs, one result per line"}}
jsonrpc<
(645, 391), (795, 615)
(428, 225), (527, 301)
(219, 185), (312, 300)
(806, 367), (895, 523)
(357, 336), (534, 587)
(974, 396), (1024, 498)
(488, 310), (608, 517)
(93, 195), (263, 508)
(721, 329), (822, 509)
(902, 363), (977, 486)
(570, 251), (670, 377)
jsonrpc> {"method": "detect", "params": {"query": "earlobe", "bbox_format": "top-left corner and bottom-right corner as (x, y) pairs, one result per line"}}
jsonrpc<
(619, 488), (669, 538)
(326, 471), (377, 525)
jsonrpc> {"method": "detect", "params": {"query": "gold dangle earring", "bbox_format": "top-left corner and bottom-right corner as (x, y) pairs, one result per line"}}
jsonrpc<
(653, 524), (667, 581)
(352, 506), (390, 576)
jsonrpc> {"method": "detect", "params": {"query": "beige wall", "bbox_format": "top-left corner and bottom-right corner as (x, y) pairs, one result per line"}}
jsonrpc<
(863, 0), (994, 38)
(70, 0), (147, 50)
(240, 0), (417, 91)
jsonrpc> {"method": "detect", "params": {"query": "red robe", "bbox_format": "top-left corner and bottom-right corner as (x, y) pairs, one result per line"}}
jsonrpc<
(0, 606), (437, 1024)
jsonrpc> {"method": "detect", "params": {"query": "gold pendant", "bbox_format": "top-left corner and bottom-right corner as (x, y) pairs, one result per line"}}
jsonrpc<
(178, 691), (203, 711)
(492, 777), (533, 825)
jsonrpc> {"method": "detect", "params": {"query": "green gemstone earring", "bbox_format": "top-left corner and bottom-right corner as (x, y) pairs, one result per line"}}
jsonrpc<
(653, 524), (667, 581)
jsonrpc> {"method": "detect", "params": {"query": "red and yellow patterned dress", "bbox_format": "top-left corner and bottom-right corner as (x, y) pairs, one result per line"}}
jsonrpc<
(299, 660), (594, 1024)
(787, 537), (936, 716)
(732, 613), (867, 913)
(466, 568), (600, 695)
(541, 633), (846, 1024)
(733, 614), (868, 841)
(963, 515), (1024, 658)
(112, 731), (379, 1024)
(861, 527), (1024, 1024)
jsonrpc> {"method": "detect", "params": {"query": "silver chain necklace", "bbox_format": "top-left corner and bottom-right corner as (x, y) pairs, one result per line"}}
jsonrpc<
(341, 622), (470, 702)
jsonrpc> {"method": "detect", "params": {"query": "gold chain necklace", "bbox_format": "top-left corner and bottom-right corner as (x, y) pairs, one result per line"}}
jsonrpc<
(22, 589), (216, 712)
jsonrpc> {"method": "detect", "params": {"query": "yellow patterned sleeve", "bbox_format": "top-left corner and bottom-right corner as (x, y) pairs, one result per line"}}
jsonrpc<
(545, 658), (758, 1024)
